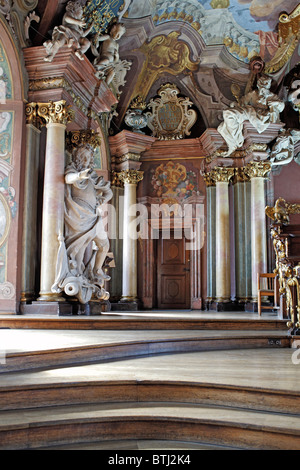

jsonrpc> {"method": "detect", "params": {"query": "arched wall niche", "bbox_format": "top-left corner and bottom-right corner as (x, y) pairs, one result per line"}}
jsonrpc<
(0, 16), (26, 313)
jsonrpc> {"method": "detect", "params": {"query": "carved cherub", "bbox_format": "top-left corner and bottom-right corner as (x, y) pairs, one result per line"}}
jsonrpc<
(92, 22), (126, 84)
(43, 1), (94, 62)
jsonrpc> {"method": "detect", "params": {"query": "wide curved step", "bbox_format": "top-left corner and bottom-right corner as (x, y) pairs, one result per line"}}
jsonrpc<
(0, 379), (299, 415)
(0, 401), (299, 450)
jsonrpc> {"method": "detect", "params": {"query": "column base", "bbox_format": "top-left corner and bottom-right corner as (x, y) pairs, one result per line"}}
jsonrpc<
(19, 301), (73, 316)
(191, 297), (203, 310)
(37, 292), (66, 302)
(244, 301), (258, 313)
(20, 292), (36, 303)
(114, 297), (142, 311)
(209, 300), (241, 312)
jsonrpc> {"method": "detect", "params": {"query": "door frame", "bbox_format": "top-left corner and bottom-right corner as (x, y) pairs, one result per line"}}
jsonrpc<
(138, 218), (203, 310)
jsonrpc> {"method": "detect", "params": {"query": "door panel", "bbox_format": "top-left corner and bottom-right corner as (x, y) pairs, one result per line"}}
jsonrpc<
(157, 236), (190, 309)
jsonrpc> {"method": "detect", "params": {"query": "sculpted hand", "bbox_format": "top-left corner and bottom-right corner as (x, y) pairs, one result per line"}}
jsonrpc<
(79, 168), (92, 180)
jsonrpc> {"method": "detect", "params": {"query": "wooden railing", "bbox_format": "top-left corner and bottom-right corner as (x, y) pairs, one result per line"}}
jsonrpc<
(266, 198), (300, 334)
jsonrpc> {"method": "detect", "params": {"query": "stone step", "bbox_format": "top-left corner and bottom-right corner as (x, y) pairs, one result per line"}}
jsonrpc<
(0, 379), (299, 415)
(0, 330), (290, 374)
(0, 313), (288, 331)
(0, 401), (299, 450)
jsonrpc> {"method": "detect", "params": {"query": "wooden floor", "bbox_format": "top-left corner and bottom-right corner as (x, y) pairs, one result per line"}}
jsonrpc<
(0, 310), (299, 450)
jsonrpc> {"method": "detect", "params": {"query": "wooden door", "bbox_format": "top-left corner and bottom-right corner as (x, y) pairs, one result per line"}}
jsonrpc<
(157, 235), (190, 309)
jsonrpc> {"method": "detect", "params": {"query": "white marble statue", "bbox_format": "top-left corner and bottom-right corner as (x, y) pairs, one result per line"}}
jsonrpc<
(43, 1), (94, 62)
(217, 75), (285, 156)
(52, 143), (113, 304)
(92, 22), (126, 84)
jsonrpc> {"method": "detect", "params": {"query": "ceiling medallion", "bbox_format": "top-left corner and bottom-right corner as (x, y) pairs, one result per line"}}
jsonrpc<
(146, 84), (197, 140)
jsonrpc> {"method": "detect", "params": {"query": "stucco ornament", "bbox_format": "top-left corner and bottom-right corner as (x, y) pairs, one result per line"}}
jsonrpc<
(217, 75), (285, 156)
(270, 128), (300, 167)
(43, 1), (94, 62)
(92, 22), (128, 85)
(51, 143), (113, 304)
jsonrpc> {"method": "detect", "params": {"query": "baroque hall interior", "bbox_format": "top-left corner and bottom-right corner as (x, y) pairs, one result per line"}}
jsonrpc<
(0, 0), (300, 451)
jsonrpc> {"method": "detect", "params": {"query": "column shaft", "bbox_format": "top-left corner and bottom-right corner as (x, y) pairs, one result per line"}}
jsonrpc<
(122, 182), (138, 300)
(234, 178), (252, 302)
(251, 177), (268, 300)
(245, 161), (271, 303)
(38, 122), (66, 301)
(216, 181), (231, 302)
(118, 170), (143, 304)
(21, 123), (41, 301)
(206, 185), (216, 302)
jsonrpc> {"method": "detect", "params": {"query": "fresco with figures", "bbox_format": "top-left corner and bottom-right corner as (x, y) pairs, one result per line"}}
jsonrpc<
(126, 0), (300, 64)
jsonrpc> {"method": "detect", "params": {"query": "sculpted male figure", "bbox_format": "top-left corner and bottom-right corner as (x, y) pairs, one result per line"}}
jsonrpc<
(218, 75), (284, 156)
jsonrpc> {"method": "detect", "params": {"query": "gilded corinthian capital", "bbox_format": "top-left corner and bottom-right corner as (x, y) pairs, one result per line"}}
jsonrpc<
(25, 102), (42, 128)
(66, 130), (101, 152)
(210, 167), (235, 184)
(37, 100), (74, 125)
(118, 170), (144, 185)
(244, 161), (271, 179)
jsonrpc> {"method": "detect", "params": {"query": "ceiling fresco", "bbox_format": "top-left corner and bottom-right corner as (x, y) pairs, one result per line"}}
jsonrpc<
(124, 0), (300, 65)
(10, 0), (299, 132)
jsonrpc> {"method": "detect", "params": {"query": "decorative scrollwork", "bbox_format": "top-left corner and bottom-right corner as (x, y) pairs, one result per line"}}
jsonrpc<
(146, 84), (197, 141)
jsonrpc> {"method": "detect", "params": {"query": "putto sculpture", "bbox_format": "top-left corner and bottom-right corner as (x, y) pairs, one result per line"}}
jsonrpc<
(92, 22), (127, 85)
(52, 142), (113, 306)
(43, 1), (94, 62)
(217, 75), (285, 156)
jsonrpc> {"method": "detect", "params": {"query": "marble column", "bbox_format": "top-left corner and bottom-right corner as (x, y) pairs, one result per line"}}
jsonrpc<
(118, 169), (144, 307)
(245, 161), (271, 303)
(233, 168), (252, 304)
(109, 173), (124, 303)
(21, 104), (41, 303)
(211, 167), (234, 305)
(37, 101), (73, 303)
(203, 173), (216, 305)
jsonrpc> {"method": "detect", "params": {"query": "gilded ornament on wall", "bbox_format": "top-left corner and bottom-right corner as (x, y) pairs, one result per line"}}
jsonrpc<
(146, 84), (197, 140)
(265, 5), (300, 74)
(133, 32), (199, 100)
